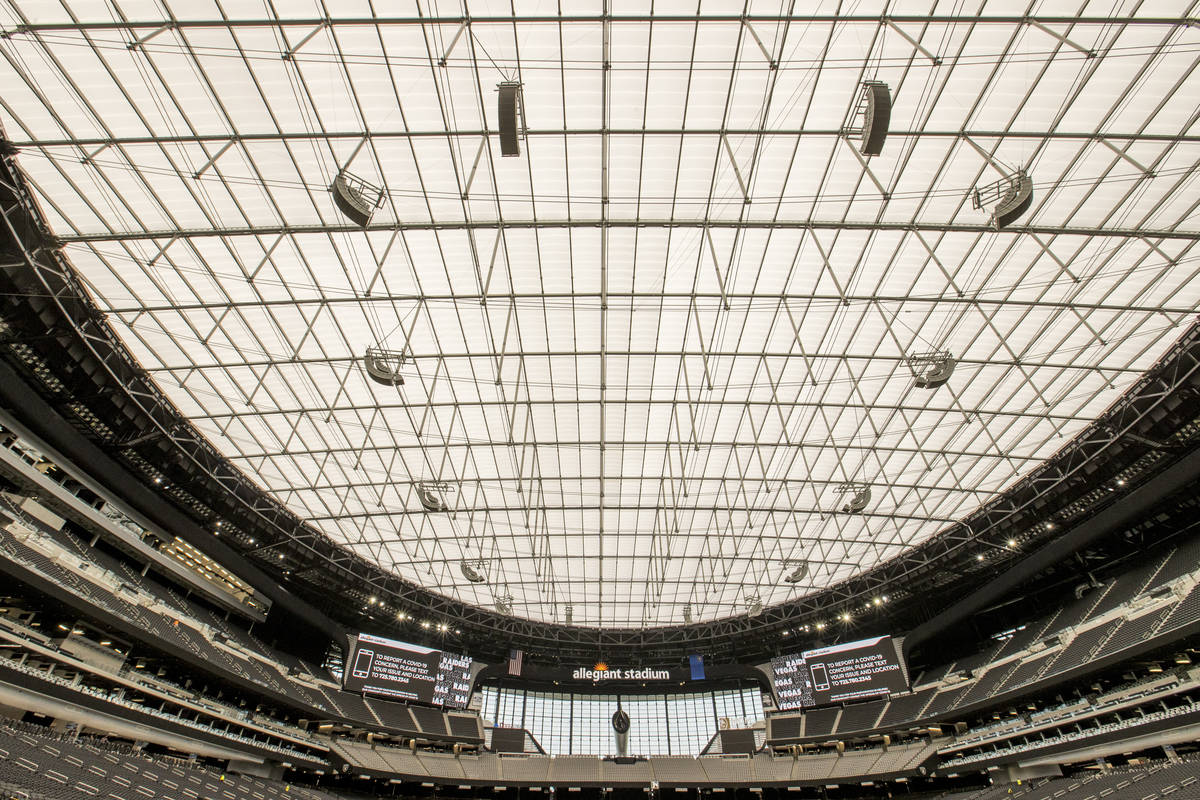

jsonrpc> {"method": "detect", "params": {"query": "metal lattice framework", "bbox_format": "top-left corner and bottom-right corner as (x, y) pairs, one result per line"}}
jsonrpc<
(1, 2), (1199, 638)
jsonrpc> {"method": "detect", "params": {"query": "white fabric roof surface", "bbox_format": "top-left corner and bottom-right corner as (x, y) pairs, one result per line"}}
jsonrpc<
(1, 1), (1198, 628)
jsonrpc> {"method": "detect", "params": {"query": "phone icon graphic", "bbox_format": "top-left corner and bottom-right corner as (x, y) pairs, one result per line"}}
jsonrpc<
(352, 648), (375, 679)
(810, 663), (829, 692)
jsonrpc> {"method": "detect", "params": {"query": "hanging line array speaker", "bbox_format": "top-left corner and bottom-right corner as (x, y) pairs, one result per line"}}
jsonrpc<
(859, 81), (891, 156)
(498, 82), (522, 157)
(993, 170), (1034, 228)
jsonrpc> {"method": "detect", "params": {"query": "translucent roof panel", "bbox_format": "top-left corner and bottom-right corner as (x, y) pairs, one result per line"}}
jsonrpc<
(1, 1), (1198, 627)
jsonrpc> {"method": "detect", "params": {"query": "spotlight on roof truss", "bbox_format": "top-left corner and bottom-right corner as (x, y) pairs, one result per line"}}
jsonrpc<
(972, 169), (1034, 229)
(460, 560), (488, 584)
(907, 350), (956, 389)
(834, 483), (872, 514)
(783, 560), (810, 584)
(844, 81), (891, 156)
(494, 591), (514, 615)
(415, 481), (455, 513)
(683, 603), (693, 624)
(331, 170), (384, 226)
(746, 594), (763, 617)
(363, 347), (406, 387)
(497, 82), (526, 157)
(563, 604), (573, 624)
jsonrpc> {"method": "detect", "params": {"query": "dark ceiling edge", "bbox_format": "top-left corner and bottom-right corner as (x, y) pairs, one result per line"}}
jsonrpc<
(0, 355), (344, 642)
(3, 132), (1200, 662)
(902, 444), (1200, 660)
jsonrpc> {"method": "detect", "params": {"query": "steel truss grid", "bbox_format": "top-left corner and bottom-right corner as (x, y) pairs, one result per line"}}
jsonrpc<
(0, 0), (1198, 631)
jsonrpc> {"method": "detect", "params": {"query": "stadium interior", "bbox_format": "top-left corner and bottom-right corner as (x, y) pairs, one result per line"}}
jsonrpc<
(0, 2), (1198, 799)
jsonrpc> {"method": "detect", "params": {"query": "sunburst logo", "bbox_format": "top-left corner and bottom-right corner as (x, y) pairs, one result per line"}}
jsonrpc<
(594, 661), (608, 672)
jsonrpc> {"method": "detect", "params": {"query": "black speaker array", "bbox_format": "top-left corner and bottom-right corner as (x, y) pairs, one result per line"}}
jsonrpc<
(994, 170), (1035, 228)
(498, 83), (522, 157)
(860, 82), (892, 156)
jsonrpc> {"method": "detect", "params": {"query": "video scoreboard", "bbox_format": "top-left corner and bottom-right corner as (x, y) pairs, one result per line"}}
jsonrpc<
(343, 633), (472, 708)
(771, 635), (908, 709)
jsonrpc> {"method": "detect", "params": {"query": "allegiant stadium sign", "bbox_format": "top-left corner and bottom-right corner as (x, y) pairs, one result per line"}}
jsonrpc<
(572, 667), (671, 681)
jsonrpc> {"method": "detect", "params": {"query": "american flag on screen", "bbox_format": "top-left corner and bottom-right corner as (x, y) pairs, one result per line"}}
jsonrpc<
(507, 648), (523, 676)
